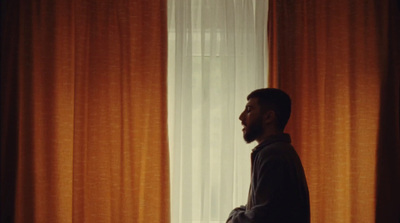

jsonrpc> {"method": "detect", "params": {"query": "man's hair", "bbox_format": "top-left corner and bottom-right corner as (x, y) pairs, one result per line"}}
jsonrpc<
(247, 88), (291, 131)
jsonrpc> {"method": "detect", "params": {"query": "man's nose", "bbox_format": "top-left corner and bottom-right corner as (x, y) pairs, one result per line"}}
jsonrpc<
(239, 111), (244, 121)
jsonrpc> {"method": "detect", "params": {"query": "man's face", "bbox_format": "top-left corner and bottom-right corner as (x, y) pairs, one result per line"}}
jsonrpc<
(239, 98), (264, 143)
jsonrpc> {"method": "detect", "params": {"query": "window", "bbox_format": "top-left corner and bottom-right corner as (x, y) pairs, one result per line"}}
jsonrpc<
(168, 0), (269, 222)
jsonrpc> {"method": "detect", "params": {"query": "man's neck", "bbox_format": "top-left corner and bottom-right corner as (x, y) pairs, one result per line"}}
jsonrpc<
(256, 129), (283, 145)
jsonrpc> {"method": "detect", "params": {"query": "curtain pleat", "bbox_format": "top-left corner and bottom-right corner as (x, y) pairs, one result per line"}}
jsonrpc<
(0, 1), (169, 223)
(268, 1), (400, 223)
(375, 0), (400, 222)
(1, 1), (21, 222)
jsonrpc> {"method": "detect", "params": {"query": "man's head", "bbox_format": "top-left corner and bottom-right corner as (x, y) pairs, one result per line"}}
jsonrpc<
(239, 88), (291, 143)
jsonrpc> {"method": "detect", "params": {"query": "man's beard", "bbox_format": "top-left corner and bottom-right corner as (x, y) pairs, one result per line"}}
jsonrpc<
(243, 117), (263, 143)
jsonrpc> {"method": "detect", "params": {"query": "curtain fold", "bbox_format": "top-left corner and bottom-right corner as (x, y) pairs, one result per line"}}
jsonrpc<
(268, 1), (400, 223)
(375, 1), (400, 222)
(1, 1), (169, 222)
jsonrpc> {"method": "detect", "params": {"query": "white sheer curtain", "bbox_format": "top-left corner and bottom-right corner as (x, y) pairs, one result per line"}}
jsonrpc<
(167, 0), (269, 222)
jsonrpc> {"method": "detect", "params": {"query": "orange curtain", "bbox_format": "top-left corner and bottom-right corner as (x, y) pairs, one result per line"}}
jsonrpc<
(268, 1), (400, 223)
(1, 0), (169, 223)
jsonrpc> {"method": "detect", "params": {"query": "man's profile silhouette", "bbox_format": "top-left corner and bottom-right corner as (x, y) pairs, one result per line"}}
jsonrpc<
(226, 88), (310, 223)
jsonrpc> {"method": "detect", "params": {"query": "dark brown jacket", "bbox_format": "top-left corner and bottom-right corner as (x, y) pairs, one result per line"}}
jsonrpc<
(227, 134), (310, 223)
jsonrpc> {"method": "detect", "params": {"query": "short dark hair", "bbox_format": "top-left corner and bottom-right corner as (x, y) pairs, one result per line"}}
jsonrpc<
(247, 88), (291, 131)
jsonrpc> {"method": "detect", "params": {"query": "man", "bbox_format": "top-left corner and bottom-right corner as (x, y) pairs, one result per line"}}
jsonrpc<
(226, 88), (310, 223)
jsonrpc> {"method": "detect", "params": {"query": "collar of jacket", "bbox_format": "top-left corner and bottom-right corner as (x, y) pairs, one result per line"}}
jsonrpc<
(251, 133), (292, 154)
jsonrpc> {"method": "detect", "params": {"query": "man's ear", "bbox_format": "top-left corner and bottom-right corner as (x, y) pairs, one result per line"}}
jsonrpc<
(263, 110), (276, 125)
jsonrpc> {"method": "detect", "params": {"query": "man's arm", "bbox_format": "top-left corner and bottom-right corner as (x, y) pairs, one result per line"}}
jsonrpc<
(228, 154), (288, 222)
(226, 205), (246, 223)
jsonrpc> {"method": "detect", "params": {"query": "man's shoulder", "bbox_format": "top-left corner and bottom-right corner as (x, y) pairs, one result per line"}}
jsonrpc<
(254, 140), (301, 167)
(257, 140), (294, 156)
